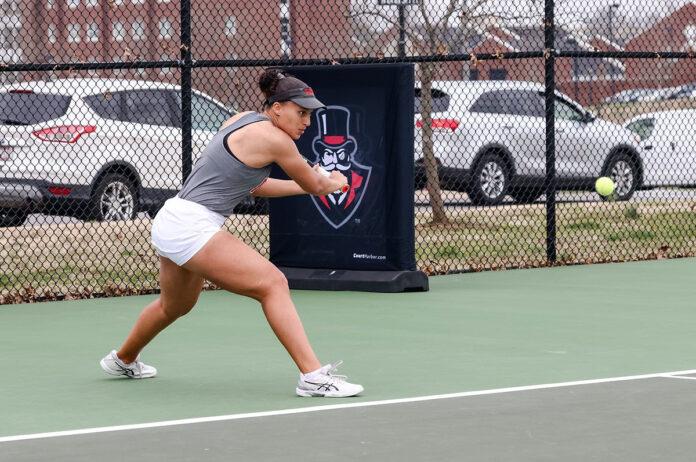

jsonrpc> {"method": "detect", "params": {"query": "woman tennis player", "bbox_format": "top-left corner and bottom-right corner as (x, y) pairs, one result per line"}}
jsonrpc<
(100, 69), (363, 398)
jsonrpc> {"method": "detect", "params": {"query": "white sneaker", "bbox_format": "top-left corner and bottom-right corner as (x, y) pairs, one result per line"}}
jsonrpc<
(296, 361), (364, 397)
(100, 350), (157, 379)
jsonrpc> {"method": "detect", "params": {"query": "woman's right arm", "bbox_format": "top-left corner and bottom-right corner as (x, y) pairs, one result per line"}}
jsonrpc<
(271, 135), (347, 196)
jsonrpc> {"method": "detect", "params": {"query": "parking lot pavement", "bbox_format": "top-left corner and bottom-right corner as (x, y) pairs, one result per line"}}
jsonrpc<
(13, 188), (696, 227)
(415, 188), (696, 207)
(22, 212), (152, 227)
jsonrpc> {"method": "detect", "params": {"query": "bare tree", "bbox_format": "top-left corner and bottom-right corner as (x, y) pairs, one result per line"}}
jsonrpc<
(349, 0), (511, 224)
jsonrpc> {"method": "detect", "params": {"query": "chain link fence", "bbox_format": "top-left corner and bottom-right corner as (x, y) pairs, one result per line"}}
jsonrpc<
(1, 0), (695, 302)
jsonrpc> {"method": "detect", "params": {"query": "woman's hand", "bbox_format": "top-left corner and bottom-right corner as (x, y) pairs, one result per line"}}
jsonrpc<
(315, 168), (348, 196)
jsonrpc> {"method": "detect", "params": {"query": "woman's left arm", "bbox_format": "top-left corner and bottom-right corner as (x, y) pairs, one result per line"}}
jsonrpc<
(250, 178), (307, 197)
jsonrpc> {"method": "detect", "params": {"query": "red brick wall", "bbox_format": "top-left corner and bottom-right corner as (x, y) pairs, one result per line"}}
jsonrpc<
(290, 0), (352, 58)
(625, 3), (696, 88)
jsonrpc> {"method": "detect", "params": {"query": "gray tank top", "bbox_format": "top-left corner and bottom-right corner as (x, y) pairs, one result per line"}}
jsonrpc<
(178, 112), (272, 216)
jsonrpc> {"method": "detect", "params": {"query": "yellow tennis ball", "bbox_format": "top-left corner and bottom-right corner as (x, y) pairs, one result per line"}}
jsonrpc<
(595, 176), (615, 196)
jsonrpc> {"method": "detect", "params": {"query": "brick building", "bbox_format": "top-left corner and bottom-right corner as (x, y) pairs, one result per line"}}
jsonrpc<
(11, 0), (280, 109)
(624, 2), (696, 90)
(5, 1), (696, 110)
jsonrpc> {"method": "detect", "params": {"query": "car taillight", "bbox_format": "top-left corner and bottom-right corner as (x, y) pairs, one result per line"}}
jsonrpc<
(416, 119), (460, 131)
(48, 187), (72, 196)
(9, 89), (33, 94)
(33, 125), (96, 143)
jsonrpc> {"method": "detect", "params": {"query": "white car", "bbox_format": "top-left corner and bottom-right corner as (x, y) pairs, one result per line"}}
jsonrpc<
(414, 80), (643, 204)
(0, 78), (237, 226)
(624, 109), (696, 187)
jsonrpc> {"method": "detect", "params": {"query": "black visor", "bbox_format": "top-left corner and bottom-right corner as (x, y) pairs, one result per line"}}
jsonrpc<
(265, 76), (326, 109)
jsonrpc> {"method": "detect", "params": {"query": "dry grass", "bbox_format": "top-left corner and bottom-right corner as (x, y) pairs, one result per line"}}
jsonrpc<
(415, 199), (696, 274)
(0, 214), (269, 302)
(1, 199), (695, 302)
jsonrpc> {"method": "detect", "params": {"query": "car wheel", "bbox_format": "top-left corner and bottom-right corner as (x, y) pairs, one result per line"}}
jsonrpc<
(511, 187), (543, 204)
(602, 153), (638, 201)
(0, 207), (28, 227)
(90, 173), (138, 221)
(468, 153), (509, 206)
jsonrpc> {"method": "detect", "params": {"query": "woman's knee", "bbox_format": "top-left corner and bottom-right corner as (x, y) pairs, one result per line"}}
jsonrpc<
(159, 296), (197, 320)
(255, 268), (289, 300)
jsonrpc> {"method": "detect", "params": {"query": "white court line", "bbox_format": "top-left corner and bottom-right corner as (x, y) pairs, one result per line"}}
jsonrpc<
(2, 368), (695, 444)
(663, 374), (696, 381)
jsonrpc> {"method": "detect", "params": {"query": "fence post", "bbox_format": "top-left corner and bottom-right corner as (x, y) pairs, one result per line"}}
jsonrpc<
(544, 0), (557, 264)
(180, 0), (193, 183)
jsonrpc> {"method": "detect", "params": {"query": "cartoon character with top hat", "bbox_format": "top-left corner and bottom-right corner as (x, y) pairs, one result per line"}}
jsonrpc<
(310, 106), (372, 229)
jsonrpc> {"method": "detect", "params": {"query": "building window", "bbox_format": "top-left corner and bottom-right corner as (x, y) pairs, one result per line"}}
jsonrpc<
(113, 55), (125, 77)
(68, 23), (81, 43)
(67, 0), (79, 8)
(225, 16), (237, 36)
(132, 0), (145, 3)
(157, 0), (171, 3)
(86, 23), (99, 42)
(112, 21), (126, 41)
(113, 0), (123, 5)
(132, 20), (145, 41)
(489, 68), (508, 81)
(158, 19), (172, 39)
(159, 53), (173, 75)
(87, 58), (99, 77)
(47, 0), (54, 9)
(47, 24), (57, 44)
(85, 0), (98, 6)
(226, 52), (238, 76)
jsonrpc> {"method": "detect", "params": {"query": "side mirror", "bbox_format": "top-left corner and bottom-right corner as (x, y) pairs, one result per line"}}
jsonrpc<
(582, 112), (596, 123)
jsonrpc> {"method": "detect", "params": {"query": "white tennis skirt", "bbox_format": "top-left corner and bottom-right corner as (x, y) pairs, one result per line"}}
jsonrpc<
(151, 196), (226, 266)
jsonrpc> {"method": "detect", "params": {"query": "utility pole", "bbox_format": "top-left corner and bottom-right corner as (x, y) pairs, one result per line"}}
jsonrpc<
(608, 3), (619, 97)
(378, 0), (415, 57)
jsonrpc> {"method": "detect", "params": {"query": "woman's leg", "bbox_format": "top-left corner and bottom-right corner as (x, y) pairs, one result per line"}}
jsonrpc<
(184, 231), (322, 374)
(117, 257), (204, 363)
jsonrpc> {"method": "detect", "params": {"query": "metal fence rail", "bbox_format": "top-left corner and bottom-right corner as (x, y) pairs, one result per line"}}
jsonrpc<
(1, 0), (695, 302)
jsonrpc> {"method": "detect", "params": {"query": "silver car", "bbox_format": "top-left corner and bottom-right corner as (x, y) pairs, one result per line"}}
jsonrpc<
(415, 80), (643, 204)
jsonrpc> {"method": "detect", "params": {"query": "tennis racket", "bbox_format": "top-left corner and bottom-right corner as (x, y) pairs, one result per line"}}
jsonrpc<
(302, 156), (349, 193)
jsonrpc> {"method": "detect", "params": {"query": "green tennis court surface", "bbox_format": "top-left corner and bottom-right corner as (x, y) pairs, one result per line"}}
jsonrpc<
(1, 259), (695, 460)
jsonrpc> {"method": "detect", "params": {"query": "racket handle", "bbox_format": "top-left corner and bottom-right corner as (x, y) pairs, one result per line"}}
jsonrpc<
(316, 166), (350, 193)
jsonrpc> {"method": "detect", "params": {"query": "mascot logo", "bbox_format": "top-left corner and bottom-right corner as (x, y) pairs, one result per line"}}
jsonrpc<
(309, 106), (371, 229)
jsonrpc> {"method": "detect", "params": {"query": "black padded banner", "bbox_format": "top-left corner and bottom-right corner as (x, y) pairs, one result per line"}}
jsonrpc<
(269, 64), (416, 271)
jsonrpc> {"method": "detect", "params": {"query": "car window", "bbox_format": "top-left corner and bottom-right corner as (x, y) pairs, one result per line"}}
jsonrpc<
(470, 90), (545, 117)
(0, 92), (71, 125)
(414, 88), (450, 114)
(502, 90), (545, 117)
(190, 94), (233, 131)
(626, 118), (655, 140)
(123, 90), (177, 127)
(83, 91), (124, 120)
(470, 90), (505, 114)
(555, 99), (585, 122)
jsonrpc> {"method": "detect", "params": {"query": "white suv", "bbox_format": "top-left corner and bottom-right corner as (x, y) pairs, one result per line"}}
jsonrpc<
(414, 80), (643, 204)
(0, 78), (236, 226)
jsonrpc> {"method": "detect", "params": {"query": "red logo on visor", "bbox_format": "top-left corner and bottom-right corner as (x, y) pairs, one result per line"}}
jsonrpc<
(304, 88), (314, 95)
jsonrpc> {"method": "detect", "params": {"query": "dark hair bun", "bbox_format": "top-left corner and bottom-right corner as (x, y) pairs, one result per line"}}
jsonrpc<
(259, 68), (294, 100)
